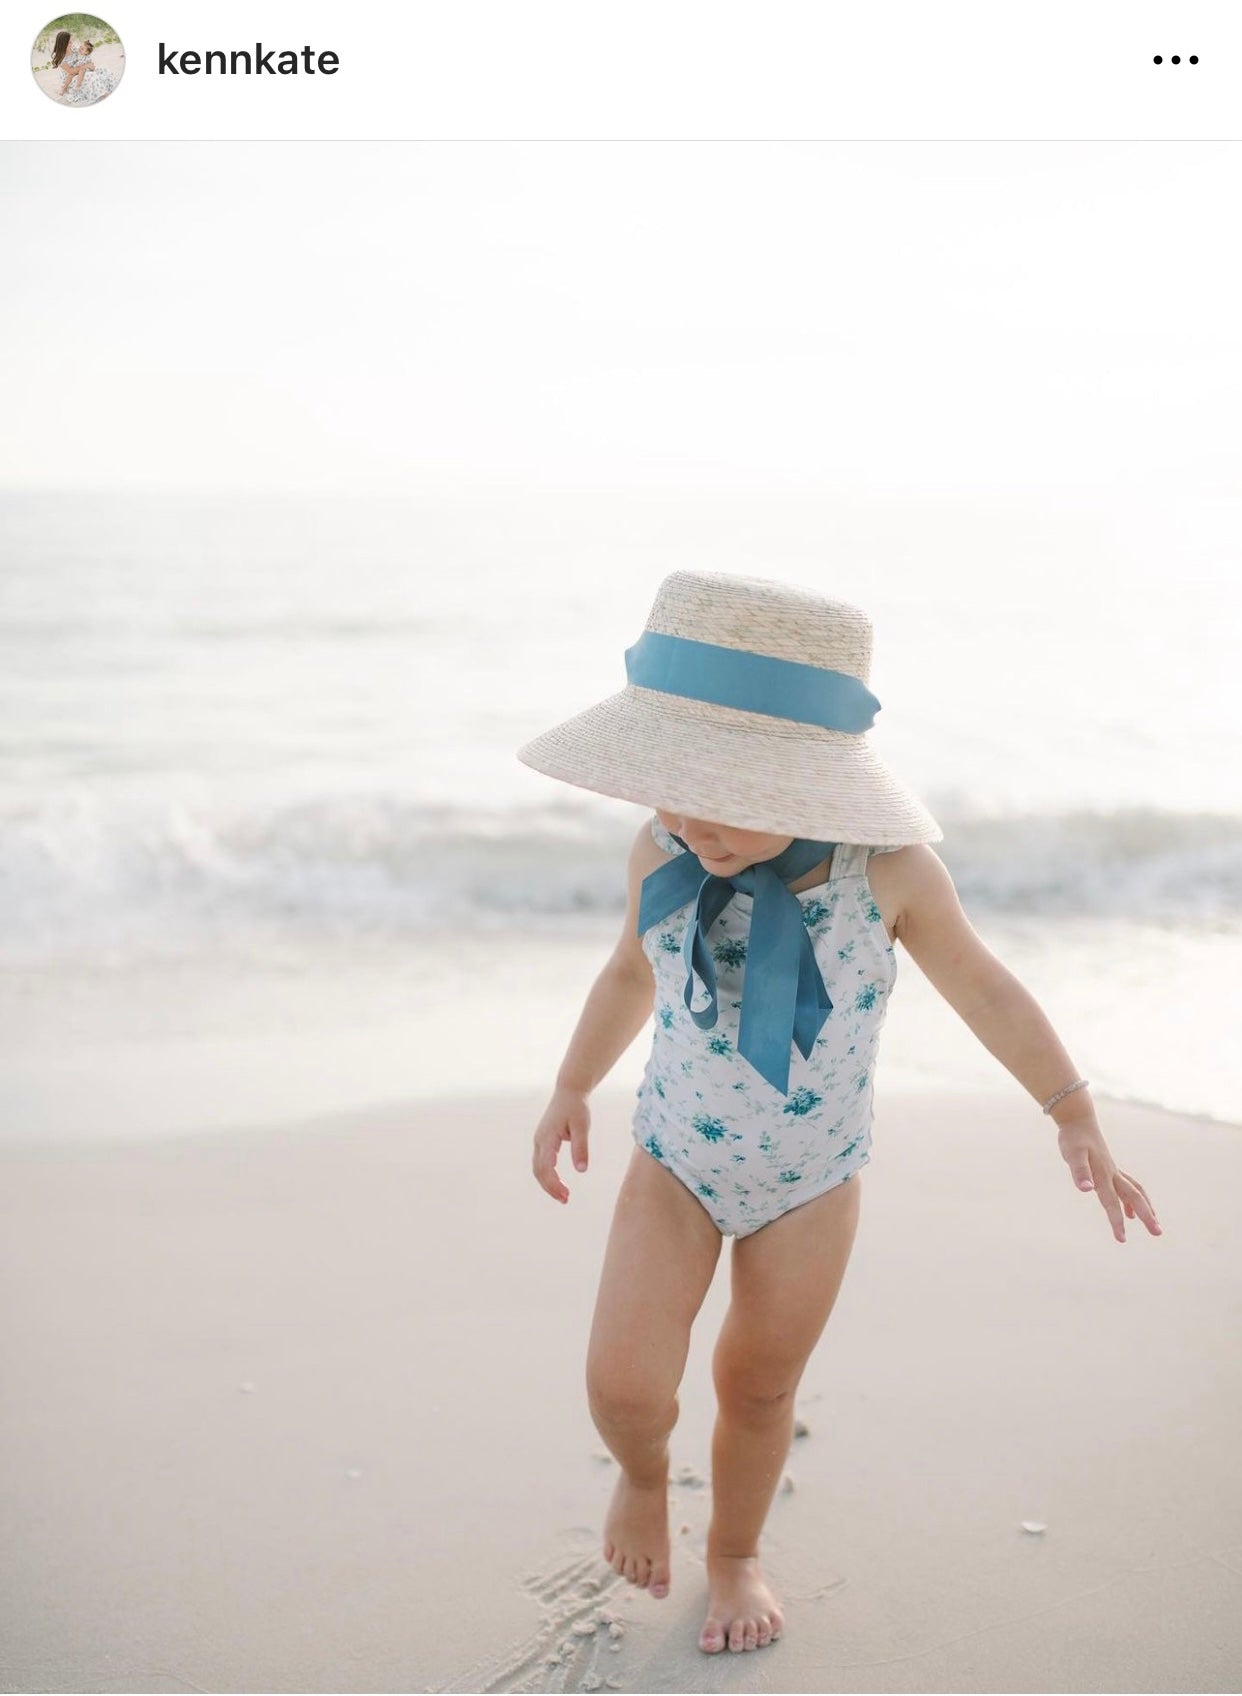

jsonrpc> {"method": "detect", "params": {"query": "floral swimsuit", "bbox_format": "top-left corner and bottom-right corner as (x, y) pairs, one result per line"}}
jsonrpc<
(632, 816), (898, 1237)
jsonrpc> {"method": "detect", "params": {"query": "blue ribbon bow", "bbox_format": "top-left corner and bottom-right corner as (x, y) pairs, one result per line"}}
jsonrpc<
(637, 832), (838, 1095)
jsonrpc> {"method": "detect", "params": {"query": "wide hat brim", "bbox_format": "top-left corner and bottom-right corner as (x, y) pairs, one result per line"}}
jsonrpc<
(517, 685), (942, 847)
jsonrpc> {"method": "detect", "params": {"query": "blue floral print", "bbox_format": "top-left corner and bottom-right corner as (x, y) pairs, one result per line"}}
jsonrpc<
(633, 818), (898, 1238)
(783, 1087), (823, 1117)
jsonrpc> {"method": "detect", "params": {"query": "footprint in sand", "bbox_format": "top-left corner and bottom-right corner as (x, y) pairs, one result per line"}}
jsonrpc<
(454, 1543), (628, 1694)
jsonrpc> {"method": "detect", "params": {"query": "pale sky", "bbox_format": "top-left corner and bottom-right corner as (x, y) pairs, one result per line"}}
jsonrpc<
(3, 142), (1241, 497)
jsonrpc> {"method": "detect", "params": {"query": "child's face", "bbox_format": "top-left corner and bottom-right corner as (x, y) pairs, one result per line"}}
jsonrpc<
(654, 809), (794, 872)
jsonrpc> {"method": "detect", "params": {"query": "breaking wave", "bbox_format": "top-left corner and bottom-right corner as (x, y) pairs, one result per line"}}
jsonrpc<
(3, 791), (1240, 967)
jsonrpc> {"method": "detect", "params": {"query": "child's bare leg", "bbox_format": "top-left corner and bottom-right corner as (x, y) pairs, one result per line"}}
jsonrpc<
(586, 1146), (722, 1598)
(703, 1173), (862, 1652)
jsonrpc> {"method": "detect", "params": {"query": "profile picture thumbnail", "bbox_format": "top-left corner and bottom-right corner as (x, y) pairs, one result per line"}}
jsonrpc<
(31, 13), (124, 107)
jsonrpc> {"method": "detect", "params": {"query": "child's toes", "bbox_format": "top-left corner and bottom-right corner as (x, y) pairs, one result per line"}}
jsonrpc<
(700, 1616), (727, 1653)
(756, 1615), (774, 1646)
(633, 1556), (652, 1588)
(650, 1561), (670, 1599)
(728, 1618), (750, 1652)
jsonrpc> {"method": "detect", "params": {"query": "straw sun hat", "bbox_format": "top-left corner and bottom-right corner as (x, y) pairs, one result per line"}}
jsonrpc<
(517, 570), (942, 847)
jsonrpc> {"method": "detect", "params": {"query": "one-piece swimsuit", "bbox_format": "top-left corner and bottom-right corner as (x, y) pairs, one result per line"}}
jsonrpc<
(632, 815), (898, 1237)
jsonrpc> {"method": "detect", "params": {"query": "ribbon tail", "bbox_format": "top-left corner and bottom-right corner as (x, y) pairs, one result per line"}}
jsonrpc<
(683, 921), (720, 1030)
(736, 877), (806, 1093)
(682, 881), (733, 1031)
(791, 932), (833, 1062)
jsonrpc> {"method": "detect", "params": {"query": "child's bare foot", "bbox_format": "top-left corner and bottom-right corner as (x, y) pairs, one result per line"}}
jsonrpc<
(699, 1552), (785, 1652)
(602, 1469), (672, 1598)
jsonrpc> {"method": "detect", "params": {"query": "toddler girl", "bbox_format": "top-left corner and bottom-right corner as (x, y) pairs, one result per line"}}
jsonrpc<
(54, 37), (95, 96)
(519, 570), (1161, 1657)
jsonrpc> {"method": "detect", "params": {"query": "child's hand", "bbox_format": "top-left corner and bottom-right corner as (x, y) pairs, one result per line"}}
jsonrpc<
(531, 1086), (591, 1205)
(1056, 1119), (1162, 1243)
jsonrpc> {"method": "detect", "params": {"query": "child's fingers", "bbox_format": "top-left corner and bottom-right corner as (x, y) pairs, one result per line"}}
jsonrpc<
(1065, 1151), (1095, 1192)
(531, 1131), (570, 1204)
(1086, 1166), (1162, 1243)
(1118, 1170), (1154, 1208)
(1063, 1143), (1124, 1237)
(1094, 1175), (1127, 1243)
(1061, 1142), (1161, 1239)
(531, 1095), (591, 1206)
(1116, 1170), (1162, 1236)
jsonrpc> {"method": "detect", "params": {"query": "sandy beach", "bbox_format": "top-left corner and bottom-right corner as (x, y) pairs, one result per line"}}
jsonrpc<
(1, 1084), (1239, 1694)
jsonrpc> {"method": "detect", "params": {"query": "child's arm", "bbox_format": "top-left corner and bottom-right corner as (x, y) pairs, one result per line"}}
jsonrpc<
(886, 845), (1161, 1242)
(531, 822), (659, 1205)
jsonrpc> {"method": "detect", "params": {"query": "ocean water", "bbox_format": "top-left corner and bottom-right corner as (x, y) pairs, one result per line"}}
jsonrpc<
(1, 486), (1240, 1139)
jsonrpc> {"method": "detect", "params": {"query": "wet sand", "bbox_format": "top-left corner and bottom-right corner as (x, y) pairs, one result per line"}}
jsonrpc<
(1, 1084), (1239, 1693)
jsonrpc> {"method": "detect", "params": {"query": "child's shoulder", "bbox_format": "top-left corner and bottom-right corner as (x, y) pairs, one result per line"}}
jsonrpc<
(866, 841), (959, 931)
(865, 840), (940, 882)
(647, 815), (682, 857)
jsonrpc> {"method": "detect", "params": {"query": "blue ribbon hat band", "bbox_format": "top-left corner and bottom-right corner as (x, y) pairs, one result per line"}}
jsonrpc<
(637, 832), (838, 1096)
(624, 630), (880, 733)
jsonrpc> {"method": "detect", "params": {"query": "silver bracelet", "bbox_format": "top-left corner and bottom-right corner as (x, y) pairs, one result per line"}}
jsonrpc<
(1041, 1077), (1090, 1114)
